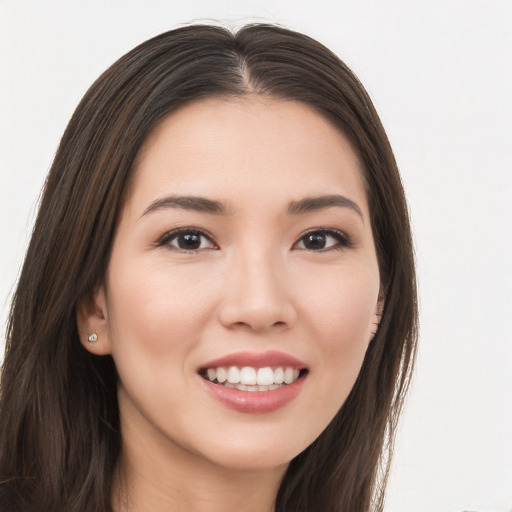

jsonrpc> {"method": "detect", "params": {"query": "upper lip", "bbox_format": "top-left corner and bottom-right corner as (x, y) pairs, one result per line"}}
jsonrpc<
(199, 350), (307, 370)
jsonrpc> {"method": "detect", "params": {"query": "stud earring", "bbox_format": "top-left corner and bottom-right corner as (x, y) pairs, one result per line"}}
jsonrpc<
(87, 332), (98, 343)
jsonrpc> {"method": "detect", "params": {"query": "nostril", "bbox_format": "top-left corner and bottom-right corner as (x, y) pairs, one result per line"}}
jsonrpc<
(227, 320), (289, 331)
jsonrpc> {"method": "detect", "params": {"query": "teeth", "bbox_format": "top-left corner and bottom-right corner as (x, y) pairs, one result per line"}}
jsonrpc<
(257, 367), (274, 386)
(273, 367), (284, 384)
(227, 366), (240, 384)
(240, 367), (257, 385)
(234, 383), (274, 392)
(216, 367), (227, 383)
(284, 367), (294, 384)
(204, 365), (303, 390)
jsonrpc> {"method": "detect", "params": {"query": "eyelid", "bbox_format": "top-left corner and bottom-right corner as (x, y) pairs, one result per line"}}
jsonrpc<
(157, 227), (218, 251)
(293, 228), (354, 251)
(156, 226), (354, 253)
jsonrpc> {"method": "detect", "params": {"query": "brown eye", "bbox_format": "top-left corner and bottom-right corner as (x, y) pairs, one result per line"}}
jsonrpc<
(161, 229), (217, 252)
(303, 233), (328, 250)
(176, 233), (202, 250)
(294, 230), (351, 251)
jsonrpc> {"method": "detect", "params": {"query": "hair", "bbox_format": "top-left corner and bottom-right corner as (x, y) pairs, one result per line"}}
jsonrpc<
(0, 23), (417, 512)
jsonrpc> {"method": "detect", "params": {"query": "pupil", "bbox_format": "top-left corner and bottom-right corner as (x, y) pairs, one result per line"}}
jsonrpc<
(179, 233), (200, 250)
(305, 233), (326, 249)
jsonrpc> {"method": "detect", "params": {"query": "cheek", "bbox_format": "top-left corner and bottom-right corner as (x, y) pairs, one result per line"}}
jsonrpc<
(297, 263), (379, 386)
(105, 259), (218, 360)
(303, 266), (378, 342)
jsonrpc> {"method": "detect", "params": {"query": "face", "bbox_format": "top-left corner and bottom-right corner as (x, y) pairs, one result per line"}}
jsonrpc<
(79, 97), (381, 473)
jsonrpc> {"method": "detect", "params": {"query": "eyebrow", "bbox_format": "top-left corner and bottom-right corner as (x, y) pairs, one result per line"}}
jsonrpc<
(141, 195), (231, 217)
(287, 195), (363, 219)
(141, 194), (363, 219)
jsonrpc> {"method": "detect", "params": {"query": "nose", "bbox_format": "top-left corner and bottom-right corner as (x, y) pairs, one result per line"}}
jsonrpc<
(217, 249), (297, 332)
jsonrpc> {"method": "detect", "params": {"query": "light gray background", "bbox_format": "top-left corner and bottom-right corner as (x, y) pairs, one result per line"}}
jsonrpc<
(1, 1), (511, 511)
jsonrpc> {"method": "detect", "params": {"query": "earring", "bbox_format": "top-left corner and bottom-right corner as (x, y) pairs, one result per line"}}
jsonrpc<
(87, 332), (98, 343)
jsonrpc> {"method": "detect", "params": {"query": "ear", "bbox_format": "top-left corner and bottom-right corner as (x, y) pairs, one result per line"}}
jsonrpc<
(76, 285), (112, 355)
(370, 290), (385, 340)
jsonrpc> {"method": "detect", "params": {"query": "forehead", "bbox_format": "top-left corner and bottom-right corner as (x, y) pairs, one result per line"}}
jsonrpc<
(127, 96), (368, 216)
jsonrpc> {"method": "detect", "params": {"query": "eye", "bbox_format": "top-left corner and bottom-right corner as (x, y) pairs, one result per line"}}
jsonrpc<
(159, 229), (217, 252)
(293, 229), (352, 251)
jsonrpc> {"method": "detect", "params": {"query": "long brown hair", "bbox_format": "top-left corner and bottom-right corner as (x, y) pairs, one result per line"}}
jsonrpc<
(0, 24), (417, 511)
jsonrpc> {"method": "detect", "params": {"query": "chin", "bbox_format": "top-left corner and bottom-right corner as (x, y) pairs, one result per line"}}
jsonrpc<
(195, 430), (311, 473)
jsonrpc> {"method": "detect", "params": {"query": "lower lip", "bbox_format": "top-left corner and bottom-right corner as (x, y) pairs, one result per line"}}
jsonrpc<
(201, 376), (306, 413)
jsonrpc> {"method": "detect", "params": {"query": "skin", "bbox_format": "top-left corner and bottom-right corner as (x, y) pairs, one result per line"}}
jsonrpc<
(78, 96), (382, 512)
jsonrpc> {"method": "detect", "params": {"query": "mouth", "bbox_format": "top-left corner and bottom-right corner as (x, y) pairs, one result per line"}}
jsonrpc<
(198, 351), (309, 412)
(198, 366), (309, 392)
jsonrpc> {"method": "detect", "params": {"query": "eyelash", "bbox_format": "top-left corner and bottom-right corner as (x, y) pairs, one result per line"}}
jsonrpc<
(294, 228), (354, 252)
(157, 227), (354, 253)
(157, 228), (218, 252)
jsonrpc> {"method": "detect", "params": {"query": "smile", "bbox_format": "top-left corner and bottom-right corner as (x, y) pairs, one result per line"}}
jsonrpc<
(198, 351), (309, 413)
(200, 366), (305, 392)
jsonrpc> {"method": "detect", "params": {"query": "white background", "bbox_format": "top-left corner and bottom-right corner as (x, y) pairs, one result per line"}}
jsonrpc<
(1, 1), (511, 511)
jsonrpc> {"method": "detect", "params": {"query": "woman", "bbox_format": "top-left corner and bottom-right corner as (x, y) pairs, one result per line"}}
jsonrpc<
(0, 23), (417, 512)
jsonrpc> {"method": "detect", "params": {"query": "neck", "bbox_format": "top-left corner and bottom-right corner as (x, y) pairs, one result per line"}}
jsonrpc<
(113, 457), (285, 512)
(112, 402), (287, 512)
